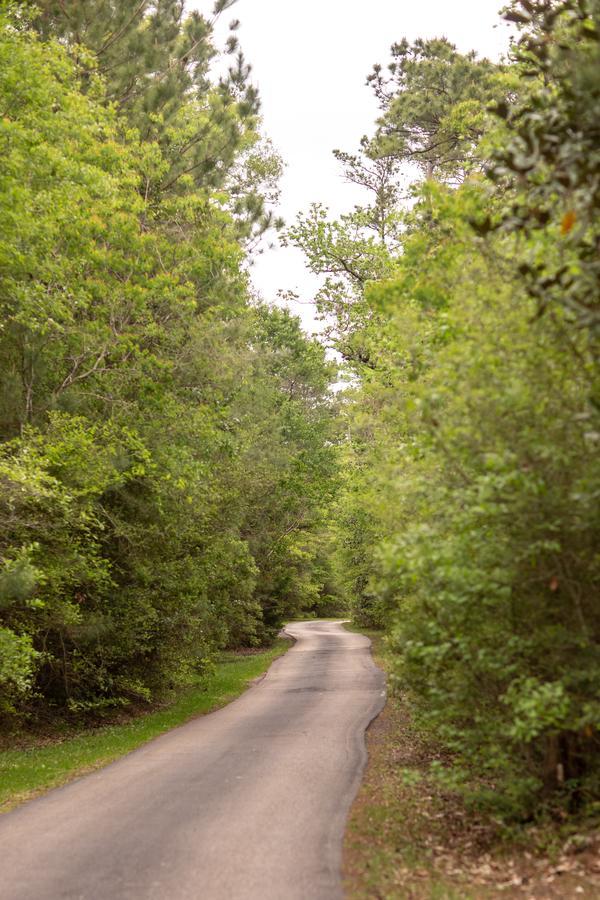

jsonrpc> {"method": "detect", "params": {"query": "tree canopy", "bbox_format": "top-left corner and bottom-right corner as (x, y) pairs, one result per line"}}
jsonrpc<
(0, 3), (340, 718)
(2, 0), (599, 829)
(289, 0), (600, 819)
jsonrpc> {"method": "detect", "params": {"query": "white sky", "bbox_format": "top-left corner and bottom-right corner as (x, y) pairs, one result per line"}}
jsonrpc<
(204, 1), (513, 332)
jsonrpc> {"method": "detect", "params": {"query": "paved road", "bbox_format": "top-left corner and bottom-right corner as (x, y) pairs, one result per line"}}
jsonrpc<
(1, 621), (385, 900)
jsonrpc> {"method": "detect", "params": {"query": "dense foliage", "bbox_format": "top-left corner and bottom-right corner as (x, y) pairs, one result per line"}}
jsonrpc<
(291, 0), (600, 819)
(0, 3), (340, 720)
(2, 0), (599, 828)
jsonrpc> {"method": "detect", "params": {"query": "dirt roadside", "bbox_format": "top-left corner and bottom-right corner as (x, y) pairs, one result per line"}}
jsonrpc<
(343, 637), (600, 900)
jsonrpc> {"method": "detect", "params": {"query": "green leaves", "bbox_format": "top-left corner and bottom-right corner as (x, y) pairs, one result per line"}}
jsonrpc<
(491, 0), (600, 346)
(368, 37), (507, 182)
(310, 29), (600, 818)
(0, 549), (41, 610)
(503, 678), (572, 743)
(0, 8), (341, 720)
(0, 628), (38, 702)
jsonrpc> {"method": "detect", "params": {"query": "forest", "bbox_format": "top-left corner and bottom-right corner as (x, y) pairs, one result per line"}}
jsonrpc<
(0, 0), (599, 832)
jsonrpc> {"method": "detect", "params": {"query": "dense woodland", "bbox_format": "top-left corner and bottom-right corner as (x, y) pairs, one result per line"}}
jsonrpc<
(1, 0), (599, 824)
(0, 0), (341, 716)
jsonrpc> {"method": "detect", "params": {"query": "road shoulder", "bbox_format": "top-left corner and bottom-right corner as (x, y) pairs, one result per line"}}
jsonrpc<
(0, 639), (290, 813)
(343, 629), (600, 899)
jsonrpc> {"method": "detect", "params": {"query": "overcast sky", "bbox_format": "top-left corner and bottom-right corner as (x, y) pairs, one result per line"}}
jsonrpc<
(204, 1), (513, 332)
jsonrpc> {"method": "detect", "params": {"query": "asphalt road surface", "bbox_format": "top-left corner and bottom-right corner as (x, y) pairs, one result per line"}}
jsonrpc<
(1, 620), (385, 900)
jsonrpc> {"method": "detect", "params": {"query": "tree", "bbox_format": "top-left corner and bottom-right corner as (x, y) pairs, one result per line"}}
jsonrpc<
(333, 137), (404, 246)
(32, 0), (280, 242)
(0, 9), (340, 719)
(285, 202), (393, 368)
(369, 37), (506, 181)
(490, 0), (600, 356)
(290, 5), (600, 820)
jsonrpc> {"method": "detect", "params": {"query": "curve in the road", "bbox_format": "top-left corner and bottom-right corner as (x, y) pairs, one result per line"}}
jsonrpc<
(1, 620), (386, 900)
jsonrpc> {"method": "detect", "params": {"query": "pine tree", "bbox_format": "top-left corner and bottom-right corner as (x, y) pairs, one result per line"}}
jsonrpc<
(33, 1), (261, 200)
(369, 37), (505, 182)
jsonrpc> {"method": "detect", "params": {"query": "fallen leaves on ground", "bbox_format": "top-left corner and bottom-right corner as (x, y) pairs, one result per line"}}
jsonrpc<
(343, 675), (600, 899)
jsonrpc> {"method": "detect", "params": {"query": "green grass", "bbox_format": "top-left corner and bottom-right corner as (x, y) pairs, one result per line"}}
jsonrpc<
(0, 638), (290, 813)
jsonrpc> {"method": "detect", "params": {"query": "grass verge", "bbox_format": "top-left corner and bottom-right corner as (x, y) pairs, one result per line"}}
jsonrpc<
(344, 628), (600, 899)
(0, 638), (290, 814)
